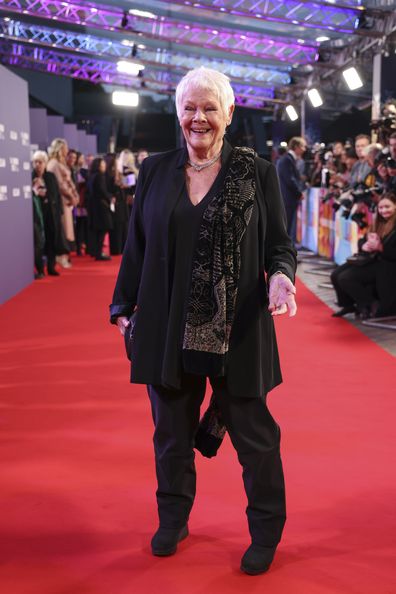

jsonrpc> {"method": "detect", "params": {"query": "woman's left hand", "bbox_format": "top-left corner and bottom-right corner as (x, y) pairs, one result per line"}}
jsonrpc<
(268, 273), (297, 317)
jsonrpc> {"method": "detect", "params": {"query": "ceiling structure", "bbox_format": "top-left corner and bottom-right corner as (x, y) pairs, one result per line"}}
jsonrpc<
(0, 0), (395, 119)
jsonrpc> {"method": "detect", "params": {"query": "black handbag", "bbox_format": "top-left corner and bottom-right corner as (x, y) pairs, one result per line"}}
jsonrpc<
(194, 394), (227, 458)
(346, 253), (377, 266)
(123, 311), (137, 361)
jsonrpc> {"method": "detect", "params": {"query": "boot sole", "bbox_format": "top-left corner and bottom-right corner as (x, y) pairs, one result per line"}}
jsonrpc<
(151, 526), (189, 556)
(240, 563), (271, 575)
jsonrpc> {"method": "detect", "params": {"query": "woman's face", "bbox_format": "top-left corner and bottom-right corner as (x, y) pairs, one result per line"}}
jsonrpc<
(378, 198), (396, 220)
(99, 159), (106, 173)
(179, 87), (234, 157)
(61, 142), (68, 159)
(377, 163), (388, 179)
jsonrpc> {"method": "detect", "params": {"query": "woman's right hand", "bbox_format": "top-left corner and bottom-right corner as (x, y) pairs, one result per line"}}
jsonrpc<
(116, 316), (130, 336)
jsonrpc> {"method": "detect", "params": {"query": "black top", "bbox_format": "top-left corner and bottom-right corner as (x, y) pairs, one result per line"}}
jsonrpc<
(110, 141), (297, 398)
(162, 160), (229, 386)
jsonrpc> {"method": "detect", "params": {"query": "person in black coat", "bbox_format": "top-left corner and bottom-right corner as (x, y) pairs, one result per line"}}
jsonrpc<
(109, 67), (297, 575)
(276, 137), (307, 242)
(87, 158), (114, 261)
(32, 150), (67, 276)
(105, 153), (129, 255)
(331, 192), (396, 318)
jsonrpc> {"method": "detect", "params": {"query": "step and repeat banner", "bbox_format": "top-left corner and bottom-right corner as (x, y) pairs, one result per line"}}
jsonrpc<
(0, 64), (33, 304)
(0, 66), (98, 303)
(297, 188), (361, 264)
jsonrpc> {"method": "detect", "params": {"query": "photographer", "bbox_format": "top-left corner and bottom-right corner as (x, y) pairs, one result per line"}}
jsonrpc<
(330, 192), (396, 319)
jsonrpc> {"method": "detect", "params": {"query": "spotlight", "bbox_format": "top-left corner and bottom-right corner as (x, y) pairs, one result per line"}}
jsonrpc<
(112, 91), (139, 107)
(286, 105), (298, 121)
(129, 9), (156, 19)
(316, 49), (331, 63)
(117, 60), (144, 76)
(354, 11), (375, 30)
(121, 11), (128, 28)
(342, 67), (363, 90)
(308, 88), (323, 108)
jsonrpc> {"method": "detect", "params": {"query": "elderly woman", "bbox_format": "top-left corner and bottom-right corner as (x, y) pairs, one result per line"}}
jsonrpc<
(47, 138), (79, 268)
(110, 67), (297, 575)
(32, 150), (66, 276)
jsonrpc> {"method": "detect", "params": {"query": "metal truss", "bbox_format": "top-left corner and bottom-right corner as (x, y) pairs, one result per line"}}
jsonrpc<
(167, 0), (362, 34)
(0, 18), (291, 85)
(0, 39), (287, 104)
(0, 0), (318, 64)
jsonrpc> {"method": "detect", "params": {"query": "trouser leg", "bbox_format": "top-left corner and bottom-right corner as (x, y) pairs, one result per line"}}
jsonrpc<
(331, 264), (355, 307)
(284, 200), (297, 243)
(94, 230), (106, 258)
(211, 378), (286, 547)
(147, 375), (206, 529)
(337, 263), (377, 310)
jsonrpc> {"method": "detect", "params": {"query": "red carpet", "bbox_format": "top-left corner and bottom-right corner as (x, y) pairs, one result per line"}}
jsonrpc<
(1, 256), (395, 593)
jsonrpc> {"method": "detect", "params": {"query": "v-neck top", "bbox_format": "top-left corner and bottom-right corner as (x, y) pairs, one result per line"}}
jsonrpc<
(161, 160), (230, 386)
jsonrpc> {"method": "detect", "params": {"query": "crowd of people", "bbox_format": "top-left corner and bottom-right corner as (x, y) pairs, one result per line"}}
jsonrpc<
(32, 129), (396, 319)
(274, 132), (396, 319)
(32, 139), (149, 278)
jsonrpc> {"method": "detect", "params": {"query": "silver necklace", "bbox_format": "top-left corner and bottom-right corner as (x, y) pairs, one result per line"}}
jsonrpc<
(187, 151), (221, 172)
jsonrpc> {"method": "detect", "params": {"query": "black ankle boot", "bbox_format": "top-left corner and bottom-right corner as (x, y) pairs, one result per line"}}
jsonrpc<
(331, 306), (355, 318)
(151, 525), (189, 556)
(240, 544), (277, 575)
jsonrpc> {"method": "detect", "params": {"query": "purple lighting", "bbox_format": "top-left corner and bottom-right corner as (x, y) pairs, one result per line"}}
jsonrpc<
(0, 0), (318, 64)
(163, 0), (361, 34)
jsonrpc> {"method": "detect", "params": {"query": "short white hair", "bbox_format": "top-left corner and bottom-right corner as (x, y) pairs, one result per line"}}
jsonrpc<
(32, 150), (48, 163)
(175, 67), (235, 120)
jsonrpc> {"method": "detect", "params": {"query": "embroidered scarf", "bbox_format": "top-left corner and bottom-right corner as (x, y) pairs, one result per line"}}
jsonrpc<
(182, 146), (256, 376)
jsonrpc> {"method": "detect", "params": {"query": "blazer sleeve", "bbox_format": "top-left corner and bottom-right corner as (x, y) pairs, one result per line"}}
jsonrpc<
(109, 160), (147, 322)
(257, 160), (297, 283)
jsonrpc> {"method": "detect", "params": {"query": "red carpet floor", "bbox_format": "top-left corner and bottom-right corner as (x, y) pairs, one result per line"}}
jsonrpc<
(1, 256), (395, 594)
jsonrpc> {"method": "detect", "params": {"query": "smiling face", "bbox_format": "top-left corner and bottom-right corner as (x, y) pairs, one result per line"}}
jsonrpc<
(179, 87), (234, 160)
(378, 197), (396, 220)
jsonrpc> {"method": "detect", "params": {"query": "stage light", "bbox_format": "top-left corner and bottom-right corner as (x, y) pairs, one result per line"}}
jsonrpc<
(117, 60), (144, 76)
(129, 9), (156, 19)
(354, 11), (375, 31)
(308, 88), (323, 108)
(342, 67), (363, 90)
(121, 11), (128, 28)
(286, 105), (298, 121)
(316, 36), (330, 43)
(112, 91), (139, 107)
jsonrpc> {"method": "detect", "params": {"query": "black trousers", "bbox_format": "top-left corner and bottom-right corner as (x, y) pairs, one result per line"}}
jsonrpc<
(331, 262), (377, 310)
(75, 216), (88, 255)
(284, 199), (298, 244)
(92, 230), (107, 258)
(147, 374), (286, 547)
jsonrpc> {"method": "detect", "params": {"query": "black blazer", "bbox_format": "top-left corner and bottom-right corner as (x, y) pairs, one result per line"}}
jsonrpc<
(110, 141), (297, 398)
(276, 152), (302, 206)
